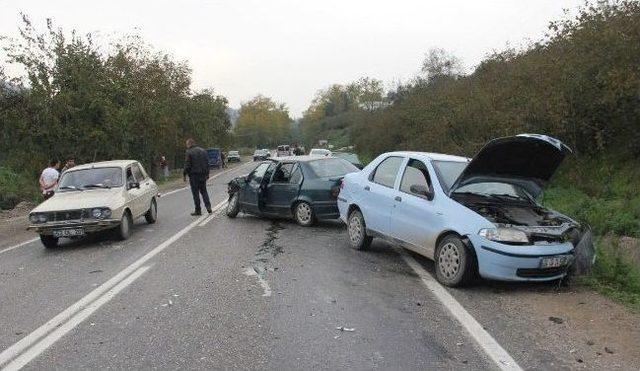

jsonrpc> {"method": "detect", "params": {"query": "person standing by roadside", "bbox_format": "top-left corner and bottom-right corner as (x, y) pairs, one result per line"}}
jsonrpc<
(183, 138), (212, 216)
(39, 159), (60, 200)
(160, 155), (169, 180)
(61, 155), (76, 173)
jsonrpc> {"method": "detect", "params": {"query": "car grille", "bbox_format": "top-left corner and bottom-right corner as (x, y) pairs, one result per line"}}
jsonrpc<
(46, 209), (88, 222)
(516, 267), (567, 278)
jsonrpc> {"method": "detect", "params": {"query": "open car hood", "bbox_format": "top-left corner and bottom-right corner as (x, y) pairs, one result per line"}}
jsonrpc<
(450, 134), (571, 198)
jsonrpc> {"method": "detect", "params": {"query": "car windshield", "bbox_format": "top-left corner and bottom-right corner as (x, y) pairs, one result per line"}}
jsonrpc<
(307, 158), (358, 178)
(453, 182), (533, 202)
(58, 167), (123, 190)
(431, 160), (468, 192)
(229, 151), (239, 156)
(310, 149), (329, 156)
(254, 150), (265, 155)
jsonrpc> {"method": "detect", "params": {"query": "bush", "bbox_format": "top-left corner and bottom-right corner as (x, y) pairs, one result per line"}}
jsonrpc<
(0, 167), (39, 210)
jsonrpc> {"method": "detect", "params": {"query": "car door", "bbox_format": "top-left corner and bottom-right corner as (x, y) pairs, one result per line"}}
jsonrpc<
(240, 162), (272, 214)
(132, 163), (154, 213)
(389, 158), (443, 258)
(359, 156), (405, 236)
(264, 162), (301, 215)
(125, 166), (145, 217)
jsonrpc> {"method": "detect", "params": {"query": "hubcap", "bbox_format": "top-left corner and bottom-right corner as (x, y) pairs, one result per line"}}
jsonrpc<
(228, 194), (238, 212)
(297, 203), (311, 223)
(151, 202), (157, 219)
(438, 242), (461, 279)
(349, 214), (363, 244)
(122, 215), (130, 235)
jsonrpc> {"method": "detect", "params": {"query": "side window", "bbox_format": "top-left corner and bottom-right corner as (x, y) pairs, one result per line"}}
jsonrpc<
(126, 167), (135, 184)
(273, 163), (295, 182)
(132, 164), (146, 181)
(400, 159), (431, 195)
(371, 156), (404, 188)
(289, 164), (303, 184)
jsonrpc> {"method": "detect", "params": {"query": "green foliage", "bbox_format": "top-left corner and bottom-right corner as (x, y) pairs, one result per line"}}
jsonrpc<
(581, 238), (640, 311)
(234, 95), (292, 148)
(0, 167), (39, 209)
(0, 16), (230, 206)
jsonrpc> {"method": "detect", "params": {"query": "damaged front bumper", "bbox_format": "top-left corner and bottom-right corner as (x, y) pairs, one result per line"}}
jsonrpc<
(468, 229), (595, 282)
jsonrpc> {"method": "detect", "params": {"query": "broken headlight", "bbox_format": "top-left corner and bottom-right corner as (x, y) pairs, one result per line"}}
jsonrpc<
(479, 227), (529, 244)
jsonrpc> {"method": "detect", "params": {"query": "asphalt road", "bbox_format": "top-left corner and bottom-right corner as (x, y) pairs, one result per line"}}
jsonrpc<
(2, 160), (631, 370)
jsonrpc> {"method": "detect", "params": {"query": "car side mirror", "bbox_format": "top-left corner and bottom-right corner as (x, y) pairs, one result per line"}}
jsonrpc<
(410, 184), (434, 200)
(128, 182), (140, 190)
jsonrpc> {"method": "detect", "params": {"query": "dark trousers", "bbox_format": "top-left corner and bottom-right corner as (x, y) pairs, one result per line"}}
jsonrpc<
(188, 173), (211, 212)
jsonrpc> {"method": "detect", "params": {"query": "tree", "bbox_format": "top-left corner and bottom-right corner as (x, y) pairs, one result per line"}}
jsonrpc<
(234, 95), (292, 148)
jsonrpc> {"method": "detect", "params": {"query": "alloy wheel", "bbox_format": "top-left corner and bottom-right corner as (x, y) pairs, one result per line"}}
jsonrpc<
(296, 202), (312, 224)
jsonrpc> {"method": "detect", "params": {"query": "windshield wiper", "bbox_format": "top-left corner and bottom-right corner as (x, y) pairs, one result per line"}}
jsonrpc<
(490, 193), (533, 204)
(82, 183), (111, 189)
(58, 186), (82, 192)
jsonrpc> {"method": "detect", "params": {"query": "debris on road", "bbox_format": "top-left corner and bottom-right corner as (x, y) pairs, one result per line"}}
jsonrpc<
(336, 326), (355, 332)
(548, 316), (564, 324)
(605, 347), (615, 354)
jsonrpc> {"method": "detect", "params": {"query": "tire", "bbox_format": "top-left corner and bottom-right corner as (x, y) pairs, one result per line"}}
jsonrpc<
(226, 193), (240, 218)
(294, 201), (315, 227)
(434, 235), (476, 287)
(40, 234), (59, 249)
(144, 199), (158, 224)
(347, 209), (372, 250)
(115, 210), (133, 240)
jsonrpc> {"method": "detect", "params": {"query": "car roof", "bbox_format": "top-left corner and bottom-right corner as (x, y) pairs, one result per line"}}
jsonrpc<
(267, 155), (339, 163)
(70, 160), (138, 170)
(384, 151), (469, 162)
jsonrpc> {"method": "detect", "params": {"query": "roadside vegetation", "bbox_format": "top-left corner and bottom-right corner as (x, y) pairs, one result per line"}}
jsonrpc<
(299, 1), (640, 308)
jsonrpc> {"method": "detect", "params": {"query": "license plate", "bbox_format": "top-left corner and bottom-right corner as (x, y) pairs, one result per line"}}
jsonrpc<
(540, 255), (570, 269)
(53, 228), (85, 238)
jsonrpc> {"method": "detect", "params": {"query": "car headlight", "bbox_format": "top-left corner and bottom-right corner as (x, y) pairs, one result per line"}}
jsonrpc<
(29, 214), (40, 223)
(91, 208), (112, 219)
(479, 227), (529, 244)
(37, 214), (48, 223)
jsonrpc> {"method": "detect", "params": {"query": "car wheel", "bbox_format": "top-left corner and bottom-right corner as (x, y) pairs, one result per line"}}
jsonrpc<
(294, 201), (315, 227)
(144, 199), (158, 224)
(348, 209), (372, 250)
(226, 193), (240, 218)
(40, 234), (59, 249)
(434, 235), (475, 287)
(115, 211), (133, 240)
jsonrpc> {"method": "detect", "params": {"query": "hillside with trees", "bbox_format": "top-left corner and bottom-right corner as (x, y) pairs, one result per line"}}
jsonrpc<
(0, 16), (231, 209)
(233, 95), (293, 149)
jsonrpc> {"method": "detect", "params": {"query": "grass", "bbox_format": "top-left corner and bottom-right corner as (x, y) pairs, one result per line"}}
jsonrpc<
(0, 167), (40, 210)
(542, 156), (640, 310)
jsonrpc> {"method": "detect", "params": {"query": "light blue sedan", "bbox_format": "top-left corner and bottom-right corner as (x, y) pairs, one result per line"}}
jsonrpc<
(337, 134), (594, 286)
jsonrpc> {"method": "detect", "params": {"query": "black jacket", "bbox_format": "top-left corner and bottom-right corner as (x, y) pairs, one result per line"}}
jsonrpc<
(184, 146), (210, 177)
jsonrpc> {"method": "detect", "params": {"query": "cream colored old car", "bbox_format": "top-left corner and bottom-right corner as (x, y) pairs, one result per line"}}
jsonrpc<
(28, 160), (159, 248)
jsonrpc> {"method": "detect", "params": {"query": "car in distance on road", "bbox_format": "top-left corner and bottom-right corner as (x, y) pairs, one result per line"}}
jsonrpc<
(276, 145), (291, 157)
(28, 160), (159, 248)
(338, 134), (594, 287)
(309, 148), (332, 157)
(262, 148), (272, 158)
(333, 152), (363, 169)
(253, 149), (270, 161)
(227, 150), (241, 163)
(206, 148), (222, 168)
(226, 156), (359, 226)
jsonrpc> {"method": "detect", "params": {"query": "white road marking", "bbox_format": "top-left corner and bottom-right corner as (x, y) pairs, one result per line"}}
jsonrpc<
(0, 238), (39, 256)
(197, 200), (228, 227)
(243, 267), (272, 297)
(2, 265), (151, 371)
(400, 251), (523, 371)
(0, 214), (208, 368)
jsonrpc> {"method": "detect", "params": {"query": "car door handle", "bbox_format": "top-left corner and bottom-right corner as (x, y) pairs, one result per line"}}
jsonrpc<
(364, 186), (370, 191)
(394, 196), (402, 202)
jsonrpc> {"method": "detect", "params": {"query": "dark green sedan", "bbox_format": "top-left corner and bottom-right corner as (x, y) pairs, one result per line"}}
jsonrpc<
(226, 156), (359, 226)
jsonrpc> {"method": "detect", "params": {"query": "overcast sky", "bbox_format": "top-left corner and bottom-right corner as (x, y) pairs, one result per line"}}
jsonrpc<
(0, 0), (584, 117)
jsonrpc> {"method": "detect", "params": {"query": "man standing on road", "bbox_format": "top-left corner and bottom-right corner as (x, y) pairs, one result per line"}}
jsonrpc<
(183, 138), (212, 216)
(39, 159), (60, 200)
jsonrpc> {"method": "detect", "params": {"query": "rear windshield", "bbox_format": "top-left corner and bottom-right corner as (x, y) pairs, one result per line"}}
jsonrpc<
(59, 167), (123, 189)
(307, 158), (359, 178)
